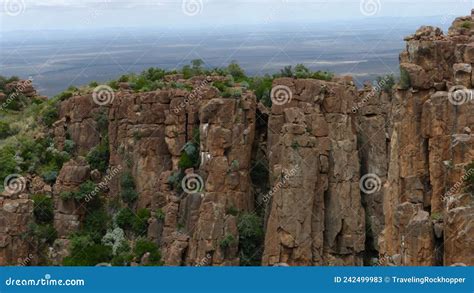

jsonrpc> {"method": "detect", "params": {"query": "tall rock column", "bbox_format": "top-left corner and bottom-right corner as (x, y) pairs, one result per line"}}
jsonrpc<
(185, 93), (257, 266)
(262, 77), (365, 266)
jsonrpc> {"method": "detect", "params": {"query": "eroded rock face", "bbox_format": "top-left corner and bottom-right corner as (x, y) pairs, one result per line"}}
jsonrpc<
(380, 13), (474, 266)
(262, 78), (365, 266)
(53, 158), (91, 237)
(0, 193), (34, 266)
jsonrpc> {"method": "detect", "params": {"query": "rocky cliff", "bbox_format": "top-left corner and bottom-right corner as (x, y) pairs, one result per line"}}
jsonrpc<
(1, 12), (473, 266)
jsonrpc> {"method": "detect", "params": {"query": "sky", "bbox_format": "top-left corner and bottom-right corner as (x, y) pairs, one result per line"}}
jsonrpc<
(0, 0), (473, 32)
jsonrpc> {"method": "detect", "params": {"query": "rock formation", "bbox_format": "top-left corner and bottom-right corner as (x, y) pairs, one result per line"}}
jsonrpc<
(1, 12), (473, 266)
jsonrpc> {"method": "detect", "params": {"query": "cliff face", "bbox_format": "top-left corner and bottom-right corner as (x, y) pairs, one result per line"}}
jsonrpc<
(1, 13), (473, 266)
(380, 14), (474, 266)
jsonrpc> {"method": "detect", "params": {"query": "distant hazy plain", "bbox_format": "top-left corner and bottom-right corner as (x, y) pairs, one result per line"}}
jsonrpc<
(0, 17), (453, 97)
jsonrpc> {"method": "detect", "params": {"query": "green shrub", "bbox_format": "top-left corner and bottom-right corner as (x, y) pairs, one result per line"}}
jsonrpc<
(178, 141), (199, 170)
(77, 180), (96, 200)
(212, 81), (229, 93)
(167, 171), (184, 191)
(41, 102), (59, 127)
(461, 21), (472, 29)
(32, 195), (54, 224)
(27, 223), (57, 245)
(155, 208), (165, 221)
(111, 242), (133, 266)
(57, 91), (73, 101)
(89, 81), (99, 87)
(399, 67), (411, 89)
(279, 65), (293, 77)
(120, 171), (138, 204)
(430, 212), (443, 221)
(63, 234), (112, 266)
(220, 234), (236, 249)
(63, 139), (75, 154)
(83, 209), (110, 242)
(116, 208), (134, 231)
(0, 145), (16, 182)
(0, 121), (12, 139)
(227, 61), (246, 81)
(86, 137), (109, 172)
(61, 180), (96, 201)
(41, 170), (58, 185)
(226, 206), (239, 216)
(294, 64), (311, 78)
(134, 238), (162, 265)
(116, 208), (150, 236)
(311, 71), (333, 81)
(238, 213), (264, 266)
(132, 208), (151, 236)
(376, 74), (396, 93)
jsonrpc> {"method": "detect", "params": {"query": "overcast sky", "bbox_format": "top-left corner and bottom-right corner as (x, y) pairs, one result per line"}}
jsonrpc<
(0, 0), (472, 31)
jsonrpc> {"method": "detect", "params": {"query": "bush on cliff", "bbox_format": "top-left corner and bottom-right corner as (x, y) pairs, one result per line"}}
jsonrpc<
(376, 74), (396, 93)
(32, 194), (54, 224)
(116, 207), (150, 236)
(63, 234), (112, 266)
(238, 212), (264, 266)
(399, 67), (411, 89)
(0, 121), (12, 139)
(86, 137), (109, 172)
(0, 145), (17, 187)
(134, 238), (162, 266)
(120, 171), (138, 204)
